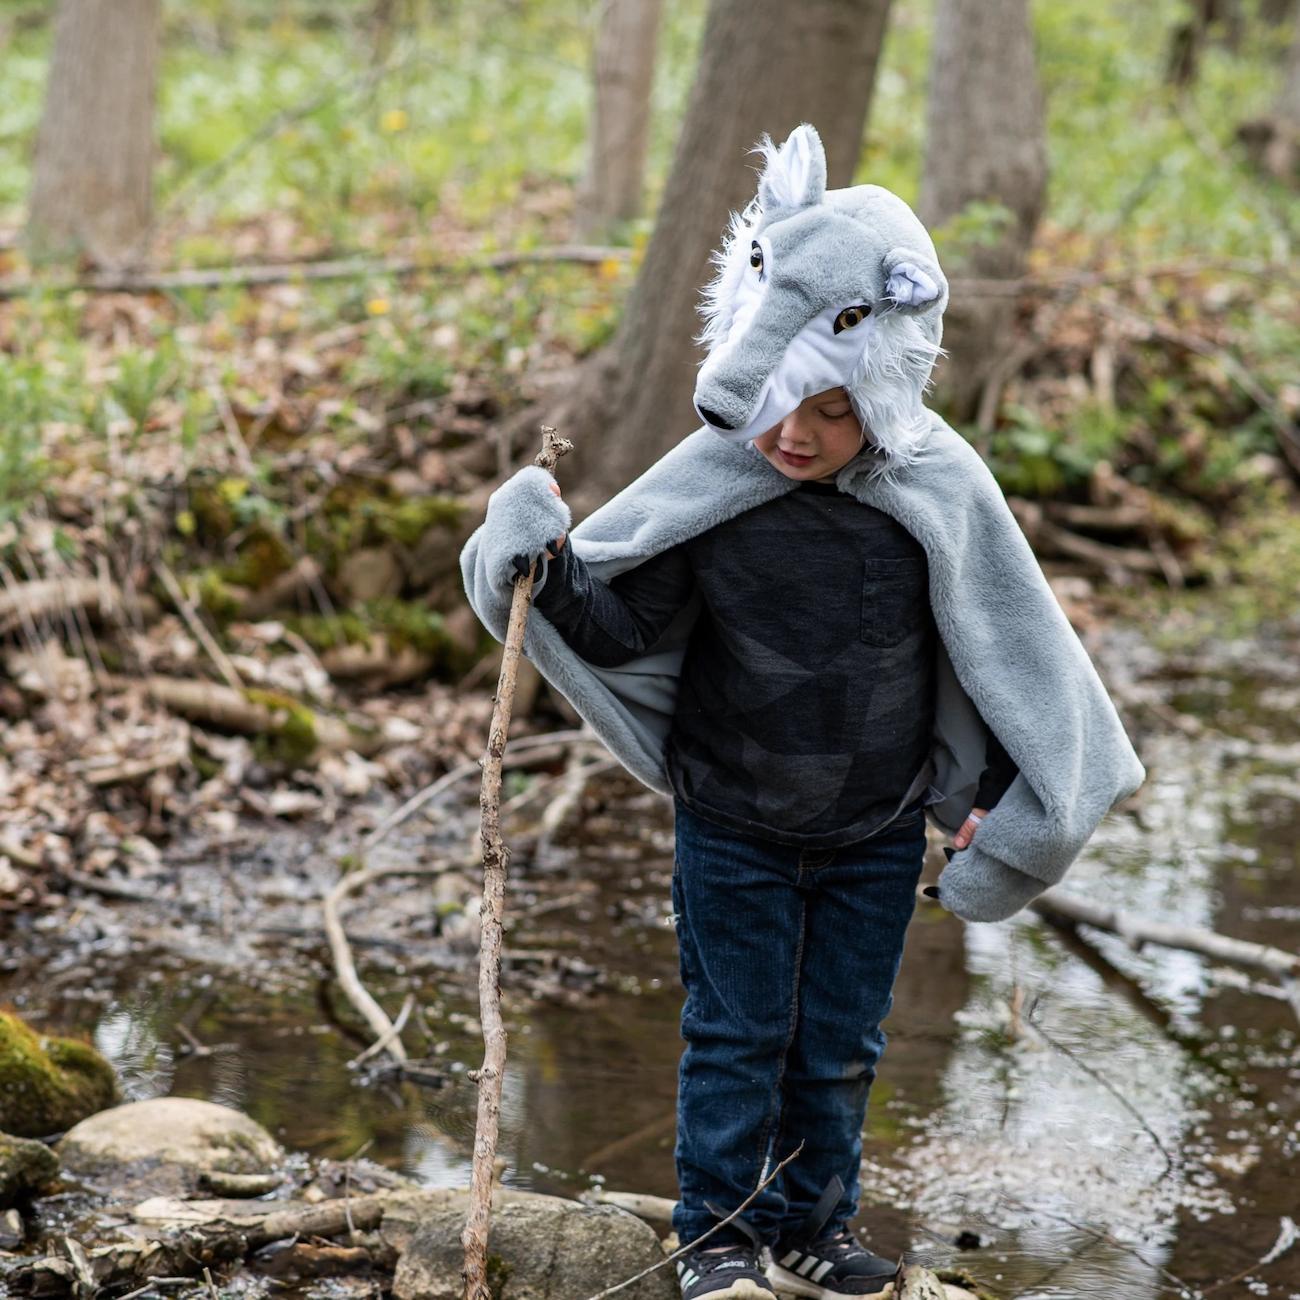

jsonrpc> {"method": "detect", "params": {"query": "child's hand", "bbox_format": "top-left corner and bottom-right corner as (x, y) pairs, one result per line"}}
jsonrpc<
(951, 806), (988, 850)
(923, 806), (990, 900)
(545, 480), (567, 553)
(510, 480), (567, 576)
(481, 464), (572, 589)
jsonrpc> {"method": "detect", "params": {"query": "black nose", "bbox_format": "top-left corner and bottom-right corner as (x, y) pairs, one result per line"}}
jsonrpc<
(697, 405), (736, 431)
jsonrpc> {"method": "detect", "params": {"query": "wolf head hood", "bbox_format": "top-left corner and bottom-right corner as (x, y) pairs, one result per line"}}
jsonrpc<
(693, 122), (947, 483)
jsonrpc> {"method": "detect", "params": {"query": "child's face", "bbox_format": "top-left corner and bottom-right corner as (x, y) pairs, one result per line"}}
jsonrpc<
(752, 386), (866, 481)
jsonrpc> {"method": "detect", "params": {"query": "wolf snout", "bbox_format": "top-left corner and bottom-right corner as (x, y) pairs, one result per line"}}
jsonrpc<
(696, 404), (737, 431)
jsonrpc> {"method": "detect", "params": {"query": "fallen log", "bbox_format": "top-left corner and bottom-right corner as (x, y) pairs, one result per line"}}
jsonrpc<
(107, 674), (380, 759)
(1026, 888), (1300, 979)
(4, 1195), (387, 1295)
(0, 577), (149, 637)
(0, 244), (629, 299)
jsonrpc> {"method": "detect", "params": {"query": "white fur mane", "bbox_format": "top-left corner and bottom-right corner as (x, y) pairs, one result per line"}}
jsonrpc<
(694, 195), (762, 354)
(844, 313), (946, 486)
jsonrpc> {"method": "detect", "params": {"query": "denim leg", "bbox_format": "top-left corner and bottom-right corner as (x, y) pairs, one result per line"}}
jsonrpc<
(770, 802), (928, 1237)
(671, 803), (804, 1248)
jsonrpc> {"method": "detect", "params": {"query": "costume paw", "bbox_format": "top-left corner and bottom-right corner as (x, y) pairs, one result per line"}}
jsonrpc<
(933, 843), (1046, 923)
(480, 465), (571, 591)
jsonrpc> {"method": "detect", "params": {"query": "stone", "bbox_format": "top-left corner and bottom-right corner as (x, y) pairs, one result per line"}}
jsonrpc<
(0, 1011), (120, 1138)
(0, 1206), (23, 1249)
(57, 1097), (284, 1185)
(390, 1187), (675, 1300)
(0, 1132), (58, 1209)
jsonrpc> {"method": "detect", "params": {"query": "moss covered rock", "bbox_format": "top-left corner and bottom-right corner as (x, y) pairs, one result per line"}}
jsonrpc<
(0, 1132), (59, 1208)
(0, 1011), (120, 1138)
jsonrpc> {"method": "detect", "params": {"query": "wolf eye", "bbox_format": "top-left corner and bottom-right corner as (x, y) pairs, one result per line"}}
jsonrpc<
(833, 305), (871, 334)
(749, 242), (764, 274)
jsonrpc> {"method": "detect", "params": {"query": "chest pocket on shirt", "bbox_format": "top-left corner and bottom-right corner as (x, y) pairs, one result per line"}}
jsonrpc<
(860, 556), (927, 650)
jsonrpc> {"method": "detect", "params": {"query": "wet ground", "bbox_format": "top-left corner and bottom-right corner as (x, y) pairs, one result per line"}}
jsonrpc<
(2, 605), (1298, 1300)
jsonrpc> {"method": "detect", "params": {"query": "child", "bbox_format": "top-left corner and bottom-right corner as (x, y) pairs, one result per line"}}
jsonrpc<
(461, 124), (1144, 1300)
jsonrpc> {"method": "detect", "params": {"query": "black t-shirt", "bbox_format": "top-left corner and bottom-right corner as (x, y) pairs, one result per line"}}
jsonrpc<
(534, 480), (1018, 846)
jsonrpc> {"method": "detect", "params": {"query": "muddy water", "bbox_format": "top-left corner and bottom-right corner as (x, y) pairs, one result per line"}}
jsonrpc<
(2, 615), (1298, 1299)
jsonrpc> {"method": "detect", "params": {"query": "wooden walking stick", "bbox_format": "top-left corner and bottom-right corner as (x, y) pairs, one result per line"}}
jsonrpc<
(462, 426), (573, 1300)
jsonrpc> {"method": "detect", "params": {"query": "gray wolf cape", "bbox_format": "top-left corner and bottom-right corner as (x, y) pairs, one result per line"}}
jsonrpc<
(460, 122), (1145, 922)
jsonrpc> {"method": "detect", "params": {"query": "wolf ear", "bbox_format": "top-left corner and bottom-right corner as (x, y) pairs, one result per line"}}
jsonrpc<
(882, 248), (947, 314)
(755, 123), (827, 213)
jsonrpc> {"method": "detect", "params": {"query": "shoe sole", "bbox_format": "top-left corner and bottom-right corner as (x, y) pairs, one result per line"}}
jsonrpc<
(765, 1261), (892, 1300)
(691, 1280), (774, 1300)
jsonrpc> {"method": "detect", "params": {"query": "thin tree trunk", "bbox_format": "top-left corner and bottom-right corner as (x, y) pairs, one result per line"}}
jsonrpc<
(553, 0), (893, 506)
(574, 0), (665, 242)
(27, 0), (162, 268)
(372, 0), (398, 66)
(1251, 3), (1300, 180)
(918, 0), (1047, 424)
(1165, 0), (1244, 86)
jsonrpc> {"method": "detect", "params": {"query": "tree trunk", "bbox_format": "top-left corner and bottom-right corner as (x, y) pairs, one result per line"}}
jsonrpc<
(552, 0), (893, 506)
(1236, 3), (1300, 181)
(1165, 0), (1244, 87)
(917, 0), (1047, 424)
(26, 0), (162, 268)
(573, 0), (665, 242)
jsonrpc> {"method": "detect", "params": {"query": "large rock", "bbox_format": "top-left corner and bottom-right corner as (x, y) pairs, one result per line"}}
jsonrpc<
(0, 1132), (59, 1208)
(391, 1188), (675, 1300)
(57, 1097), (284, 1188)
(0, 1011), (119, 1138)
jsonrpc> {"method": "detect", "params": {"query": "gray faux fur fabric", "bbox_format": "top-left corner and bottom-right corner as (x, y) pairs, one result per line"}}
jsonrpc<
(460, 417), (1146, 924)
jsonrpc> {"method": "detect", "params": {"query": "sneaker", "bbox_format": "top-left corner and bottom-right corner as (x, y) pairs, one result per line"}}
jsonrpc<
(675, 1243), (775, 1300)
(767, 1177), (897, 1299)
(676, 1209), (775, 1300)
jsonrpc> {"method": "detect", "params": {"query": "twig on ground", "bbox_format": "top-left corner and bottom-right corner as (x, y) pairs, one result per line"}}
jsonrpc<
(361, 728), (592, 852)
(347, 993), (416, 1069)
(0, 245), (628, 299)
(158, 561), (247, 691)
(535, 748), (609, 859)
(463, 427), (573, 1300)
(207, 379), (258, 480)
(324, 860), (462, 1066)
(0, 837), (43, 869)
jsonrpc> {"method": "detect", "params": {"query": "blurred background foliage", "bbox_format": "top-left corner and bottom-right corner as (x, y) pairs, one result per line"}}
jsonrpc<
(0, 0), (1296, 646)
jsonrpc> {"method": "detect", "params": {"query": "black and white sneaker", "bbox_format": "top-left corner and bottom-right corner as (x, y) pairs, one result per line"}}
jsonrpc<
(767, 1177), (897, 1299)
(675, 1244), (774, 1300)
(676, 1210), (775, 1300)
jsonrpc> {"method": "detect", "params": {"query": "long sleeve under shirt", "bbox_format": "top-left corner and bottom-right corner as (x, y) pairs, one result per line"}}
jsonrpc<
(534, 479), (1019, 848)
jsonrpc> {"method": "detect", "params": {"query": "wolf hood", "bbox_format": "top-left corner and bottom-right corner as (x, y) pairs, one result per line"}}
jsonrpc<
(460, 123), (1145, 923)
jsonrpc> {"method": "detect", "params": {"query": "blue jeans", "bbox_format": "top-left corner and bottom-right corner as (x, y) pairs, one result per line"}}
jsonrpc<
(671, 795), (928, 1248)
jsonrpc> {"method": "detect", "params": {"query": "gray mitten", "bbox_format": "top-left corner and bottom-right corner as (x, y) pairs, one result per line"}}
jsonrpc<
(479, 465), (572, 592)
(932, 842), (1047, 923)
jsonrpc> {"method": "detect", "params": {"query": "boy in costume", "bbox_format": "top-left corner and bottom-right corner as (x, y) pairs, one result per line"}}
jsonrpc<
(461, 124), (1145, 1299)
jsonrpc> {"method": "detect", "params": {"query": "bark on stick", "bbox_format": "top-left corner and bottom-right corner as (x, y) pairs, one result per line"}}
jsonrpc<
(462, 427), (573, 1300)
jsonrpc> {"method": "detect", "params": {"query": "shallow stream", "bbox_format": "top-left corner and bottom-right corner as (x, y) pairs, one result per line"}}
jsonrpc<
(2, 611), (1298, 1299)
